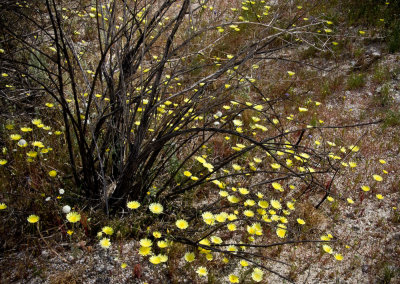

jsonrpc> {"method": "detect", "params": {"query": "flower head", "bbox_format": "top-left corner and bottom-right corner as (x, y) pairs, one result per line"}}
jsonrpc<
(270, 163), (281, 169)
(214, 212), (228, 223)
(158, 254), (168, 262)
(196, 266), (208, 277)
(153, 231), (162, 238)
(251, 268), (264, 282)
(0, 203), (7, 210)
(32, 119), (42, 125)
(233, 119), (243, 127)
(27, 214), (39, 223)
(271, 199), (282, 210)
(149, 203), (163, 214)
(334, 253), (343, 261)
(102, 226), (114, 235)
(245, 199), (256, 206)
(238, 187), (249, 195)
(140, 238), (152, 247)
(21, 127), (32, 132)
(176, 219), (189, 230)
(258, 200), (269, 209)
(227, 223), (237, 231)
(10, 134), (21, 140)
(100, 238), (111, 249)
(149, 255), (161, 264)
(227, 195), (240, 203)
(139, 246), (151, 256)
(127, 201), (140, 209)
(210, 236), (223, 244)
(229, 274), (239, 283)
(202, 211), (215, 225)
(240, 260), (249, 267)
(232, 164), (241, 171)
(66, 212), (81, 223)
(243, 210), (254, 217)
(62, 205), (71, 214)
(297, 218), (306, 225)
(32, 141), (45, 148)
(272, 182), (283, 191)
(27, 151), (38, 158)
(157, 240), (168, 248)
(184, 252), (195, 262)
(276, 227), (286, 238)
(361, 185), (370, 192)
(349, 161), (357, 168)
(323, 245), (333, 254)
(227, 245), (237, 252)
(286, 201), (295, 210)
(17, 139), (27, 147)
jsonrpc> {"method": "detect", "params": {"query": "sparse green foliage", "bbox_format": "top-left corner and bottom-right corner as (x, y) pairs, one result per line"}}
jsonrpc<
(383, 110), (400, 128)
(373, 65), (391, 84)
(345, 0), (400, 52)
(379, 263), (399, 283)
(347, 73), (366, 90)
(374, 84), (392, 107)
(388, 20), (400, 53)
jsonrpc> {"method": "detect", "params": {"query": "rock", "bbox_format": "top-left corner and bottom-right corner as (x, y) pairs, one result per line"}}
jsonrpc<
(372, 51), (381, 57)
(352, 54), (379, 71)
(95, 277), (110, 284)
(393, 93), (400, 103)
(366, 45), (382, 58)
(362, 265), (369, 273)
(41, 250), (49, 258)
(96, 265), (105, 272)
(393, 233), (400, 241)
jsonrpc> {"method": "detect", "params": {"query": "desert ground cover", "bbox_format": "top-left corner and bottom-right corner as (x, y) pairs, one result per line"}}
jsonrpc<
(0, 0), (399, 283)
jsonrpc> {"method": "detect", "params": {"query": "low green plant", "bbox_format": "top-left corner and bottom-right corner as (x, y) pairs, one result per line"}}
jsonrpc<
(383, 110), (400, 128)
(391, 208), (400, 224)
(344, 0), (400, 52)
(388, 20), (400, 53)
(347, 73), (366, 90)
(321, 75), (344, 99)
(374, 84), (392, 107)
(379, 263), (399, 283)
(373, 65), (391, 84)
